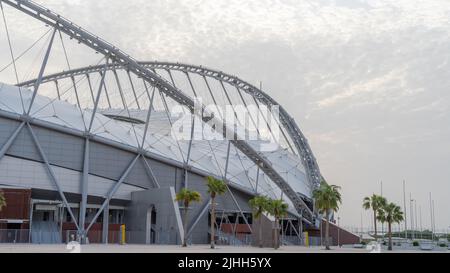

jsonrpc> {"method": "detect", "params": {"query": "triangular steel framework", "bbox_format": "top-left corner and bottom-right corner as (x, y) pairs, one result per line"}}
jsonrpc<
(1, 0), (320, 223)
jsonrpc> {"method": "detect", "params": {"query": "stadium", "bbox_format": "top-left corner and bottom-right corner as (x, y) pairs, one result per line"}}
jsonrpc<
(0, 0), (358, 246)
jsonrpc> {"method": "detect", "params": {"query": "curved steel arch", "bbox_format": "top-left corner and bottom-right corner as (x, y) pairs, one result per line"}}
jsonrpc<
(18, 62), (322, 192)
(3, 0), (317, 219)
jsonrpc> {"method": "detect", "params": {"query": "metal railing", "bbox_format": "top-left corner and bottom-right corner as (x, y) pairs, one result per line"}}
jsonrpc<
(214, 230), (252, 246)
(65, 229), (182, 245)
(1, 228), (307, 247)
(281, 235), (304, 246)
(308, 236), (333, 246)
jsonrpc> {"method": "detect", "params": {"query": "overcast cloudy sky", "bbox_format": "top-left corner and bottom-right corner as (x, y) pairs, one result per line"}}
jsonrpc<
(1, 0), (449, 230)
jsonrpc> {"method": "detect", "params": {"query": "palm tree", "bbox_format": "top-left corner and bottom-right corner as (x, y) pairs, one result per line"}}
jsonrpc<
(363, 194), (386, 240)
(205, 176), (227, 249)
(175, 188), (201, 247)
(377, 202), (404, 251)
(267, 199), (288, 249)
(313, 181), (342, 250)
(249, 195), (270, 248)
(0, 191), (6, 212)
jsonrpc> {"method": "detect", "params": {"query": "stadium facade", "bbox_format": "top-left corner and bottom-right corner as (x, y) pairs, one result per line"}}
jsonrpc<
(0, 0), (358, 246)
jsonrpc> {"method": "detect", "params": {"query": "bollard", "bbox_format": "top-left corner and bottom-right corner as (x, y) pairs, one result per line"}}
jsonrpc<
(120, 224), (126, 245)
(303, 231), (309, 247)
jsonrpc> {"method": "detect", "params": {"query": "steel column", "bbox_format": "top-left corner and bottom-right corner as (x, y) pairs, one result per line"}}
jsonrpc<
(102, 201), (109, 244)
(78, 137), (89, 242)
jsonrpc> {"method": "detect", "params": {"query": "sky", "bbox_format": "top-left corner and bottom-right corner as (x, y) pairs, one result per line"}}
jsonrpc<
(0, 0), (449, 231)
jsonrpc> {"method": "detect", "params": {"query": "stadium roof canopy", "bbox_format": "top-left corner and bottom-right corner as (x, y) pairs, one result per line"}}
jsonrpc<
(0, 0), (322, 222)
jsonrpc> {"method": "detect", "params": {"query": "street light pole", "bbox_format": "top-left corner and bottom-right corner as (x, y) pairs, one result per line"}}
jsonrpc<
(429, 192), (434, 241)
(360, 211), (363, 241)
(380, 181), (384, 237)
(414, 200), (418, 239)
(432, 200), (436, 241)
(410, 193), (414, 240)
(403, 180), (408, 240)
(419, 205), (423, 239)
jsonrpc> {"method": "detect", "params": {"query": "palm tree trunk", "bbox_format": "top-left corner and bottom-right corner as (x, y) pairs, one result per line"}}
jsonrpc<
(183, 207), (188, 247)
(259, 214), (263, 248)
(210, 197), (215, 249)
(325, 212), (330, 250)
(388, 222), (392, 251)
(374, 210), (378, 241)
(274, 217), (279, 249)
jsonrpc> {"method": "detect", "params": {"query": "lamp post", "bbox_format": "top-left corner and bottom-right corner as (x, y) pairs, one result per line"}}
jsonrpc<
(419, 206), (423, 240)
(380, 181), (384, 237)
(414, 200), (418, 239)
(410, 193), (415, 240)
(429, 192), (434, 241)
(402, 180), (407, 240)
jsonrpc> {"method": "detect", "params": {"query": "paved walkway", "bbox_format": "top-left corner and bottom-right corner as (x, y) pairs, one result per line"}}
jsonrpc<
(0, 244), (448, 253)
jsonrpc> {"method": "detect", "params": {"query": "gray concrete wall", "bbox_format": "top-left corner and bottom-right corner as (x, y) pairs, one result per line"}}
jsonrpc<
(126, 187), (183, 245)
(0, 116), (180, 192)
(251, 213), (275, 247)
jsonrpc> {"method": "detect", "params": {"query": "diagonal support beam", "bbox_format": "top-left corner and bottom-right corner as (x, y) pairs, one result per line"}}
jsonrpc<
(126, 70), (141, 110)
(70, 75), (86, 130)
(27, 28), (56, 115)
(54, 80), (61, 100)
(141, 156), (160, 189)
(185, 197), (211, 239)
(85, 73), (96, 106)
(26, 122), (80, 231)
(99, 71), (112, 108)
(88, 61), (108, 132)
(0, 121), (25, 160)
(223, 142), (253, 233)
(139, 83), (156, 149)
(85, 154), (139, 233)
(288, 219), (301, 239)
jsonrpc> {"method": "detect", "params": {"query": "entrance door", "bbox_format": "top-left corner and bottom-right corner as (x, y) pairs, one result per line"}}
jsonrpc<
(146, 207), (152, 244)
(5, 223), (21, 243)
(31, 203), (61, 243)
